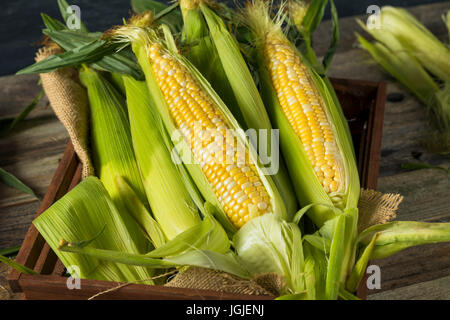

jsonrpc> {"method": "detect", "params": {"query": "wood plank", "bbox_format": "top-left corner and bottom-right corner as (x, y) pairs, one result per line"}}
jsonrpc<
(0, 74), (52, 120)
(368, 275), (450, 300)
(377, 166), (450, 223)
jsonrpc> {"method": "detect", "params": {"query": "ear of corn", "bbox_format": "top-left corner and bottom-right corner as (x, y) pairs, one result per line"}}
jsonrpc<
(79, 67), (151, 253)
(180, 1), (298, 218)
(244, 1), (360, 227)
(113, 24), (288, 231)
(122, 74), (201, 240)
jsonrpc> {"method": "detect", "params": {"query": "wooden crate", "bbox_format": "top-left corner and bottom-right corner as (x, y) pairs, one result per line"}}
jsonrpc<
(8, 78), (386, 300)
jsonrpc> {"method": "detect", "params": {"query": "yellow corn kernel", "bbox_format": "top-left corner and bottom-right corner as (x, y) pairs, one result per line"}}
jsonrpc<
(264, 39), (344, 195)
(149, 43), (272, 228)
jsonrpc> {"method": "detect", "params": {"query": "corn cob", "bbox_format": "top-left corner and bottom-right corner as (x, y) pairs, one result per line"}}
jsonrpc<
(182, 1), (298, 218)
(149, 42), (272, 228)
(263, 39), (344, 195)
(113, 24), (287, 230)
(244, 0), (360, 227)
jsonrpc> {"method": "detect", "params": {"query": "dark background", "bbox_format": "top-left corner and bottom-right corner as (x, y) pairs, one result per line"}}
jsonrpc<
(0, 0), (447, 76)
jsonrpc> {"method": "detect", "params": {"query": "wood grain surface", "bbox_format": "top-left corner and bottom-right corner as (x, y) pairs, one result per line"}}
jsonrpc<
(0, 2), (449, 300)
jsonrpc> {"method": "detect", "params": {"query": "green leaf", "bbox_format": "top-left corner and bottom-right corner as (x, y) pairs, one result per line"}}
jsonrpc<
(41, 13), (67, 31)
(0, 255), (37, 275)
(4, 89), (44, 135)
(0, 168), (37, 197)
(0, 245), (21, 257)
(401, 162), (449, 173)
(43, 29), (102, 51)
(42, 29), (144, 80)
(322, 0), (339, 72)
(16, 40), (114, 75)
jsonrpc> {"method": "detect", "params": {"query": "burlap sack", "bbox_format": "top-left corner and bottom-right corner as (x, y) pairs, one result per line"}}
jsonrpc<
(165, 267), (284, 296)
(36, 45), (404, 298)
(36, 46), (94, 179)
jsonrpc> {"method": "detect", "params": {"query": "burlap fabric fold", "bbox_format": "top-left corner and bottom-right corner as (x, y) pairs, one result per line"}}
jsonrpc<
(36, 45), (404, 297)
(36, 46), (94, 179)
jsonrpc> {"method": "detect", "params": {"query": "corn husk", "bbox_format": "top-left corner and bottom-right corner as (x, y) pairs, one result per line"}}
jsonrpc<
(79, 67), (150, 253)
(122, 75), (201, 240)
(33, 177), (154, 283)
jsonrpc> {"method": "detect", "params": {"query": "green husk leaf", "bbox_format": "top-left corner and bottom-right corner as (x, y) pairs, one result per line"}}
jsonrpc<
(303, 234), (331, 253)
(144, 213), (230, 258)
(58, 242), (250, 279)
(325, 214), (346, 300)
(339, 287), (361, 300)
(275, 292), (308, 300)
(0, 168), (37, 198)
(122, 75), (201, 240)
(300, 0), (328, 37)
(358, 221), (450, 259)
(115, 175), (167, 248)
(79, 68), (149, 255)
(366, 6), (450, 83)
(356, 32), (439, 105)
(233, 214), (305, 294)
(346, 233), (379, 293)
(303, 242), (327, 299)
(34, 177), (154, 283)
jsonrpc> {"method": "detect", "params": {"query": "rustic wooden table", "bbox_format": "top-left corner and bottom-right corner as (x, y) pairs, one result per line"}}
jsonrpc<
(0, 2), (449, 300)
